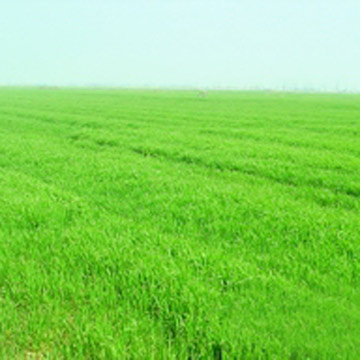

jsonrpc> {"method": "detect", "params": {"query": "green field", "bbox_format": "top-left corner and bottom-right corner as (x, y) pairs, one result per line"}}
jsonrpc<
(0, 88), (359, 359)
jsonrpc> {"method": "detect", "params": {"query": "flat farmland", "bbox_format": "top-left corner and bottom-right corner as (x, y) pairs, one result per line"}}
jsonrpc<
(0, 89), (359, 359)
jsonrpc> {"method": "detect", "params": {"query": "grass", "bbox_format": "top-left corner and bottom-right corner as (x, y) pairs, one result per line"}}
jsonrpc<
(0, 88), (359, 359)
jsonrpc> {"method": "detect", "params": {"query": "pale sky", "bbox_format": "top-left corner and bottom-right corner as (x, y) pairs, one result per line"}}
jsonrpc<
(1, 0), (359, 90)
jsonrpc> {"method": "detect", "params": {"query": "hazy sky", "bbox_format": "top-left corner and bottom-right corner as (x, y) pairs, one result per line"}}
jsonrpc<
(1, 0), (359, 90)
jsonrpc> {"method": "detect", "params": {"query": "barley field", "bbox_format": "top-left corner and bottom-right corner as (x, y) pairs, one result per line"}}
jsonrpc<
(0, 88), (359, 359)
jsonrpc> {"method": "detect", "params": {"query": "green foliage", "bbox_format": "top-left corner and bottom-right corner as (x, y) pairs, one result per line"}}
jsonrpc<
(0, 89), (359, 359)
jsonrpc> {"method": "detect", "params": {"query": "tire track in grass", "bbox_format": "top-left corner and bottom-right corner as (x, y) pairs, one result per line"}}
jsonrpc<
(2, 103), (360, 163)
(200, 127), (360, 159)
(131, 146), (360, 199)
(0, 120), (358, 213)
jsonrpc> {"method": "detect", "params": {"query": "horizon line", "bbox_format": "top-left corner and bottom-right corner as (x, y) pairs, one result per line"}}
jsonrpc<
(0, 85), (359, 95)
